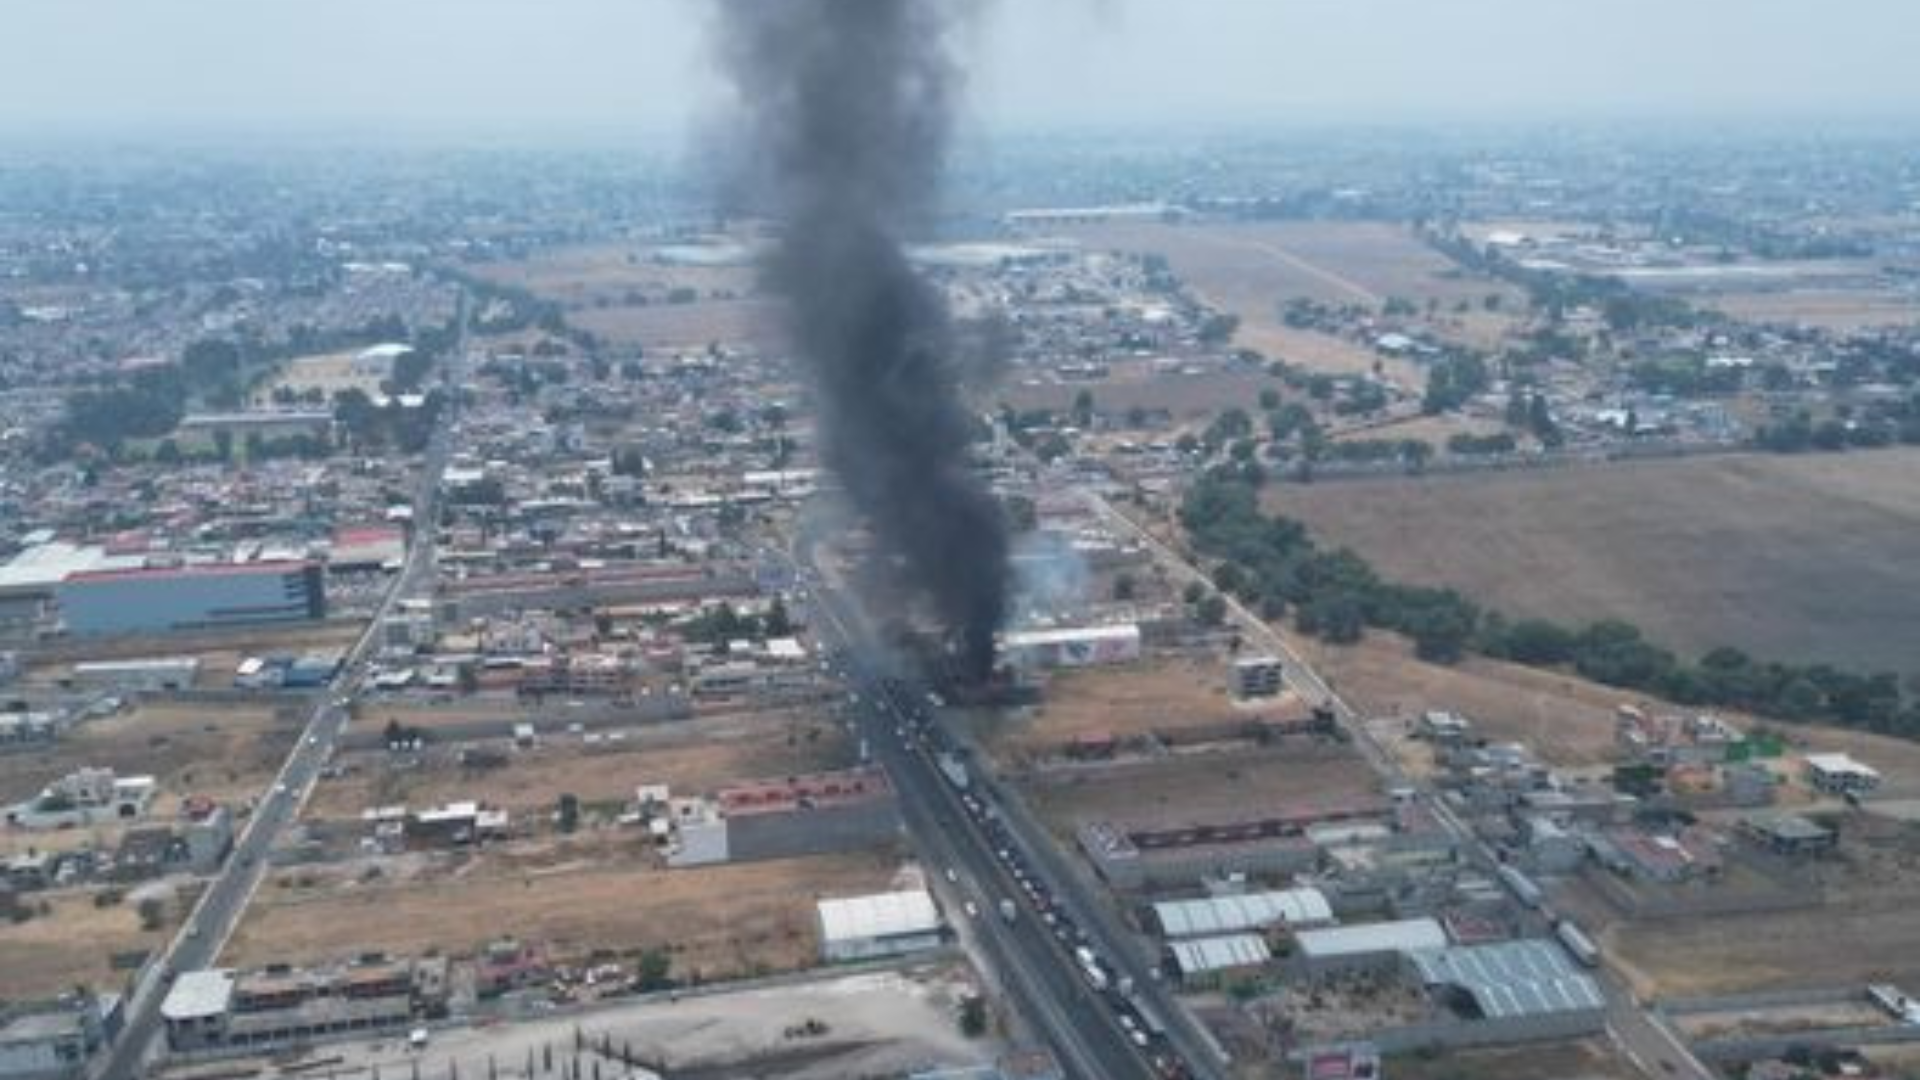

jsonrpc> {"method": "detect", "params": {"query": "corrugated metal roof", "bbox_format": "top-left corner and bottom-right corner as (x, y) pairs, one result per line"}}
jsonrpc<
(1168, 933), (1272, 976)
(1152, 888), (1334, 938)
(1409, 940), (1604, 1019)
(1296, 917), (1447, 959)
(816, 889), (941, 943)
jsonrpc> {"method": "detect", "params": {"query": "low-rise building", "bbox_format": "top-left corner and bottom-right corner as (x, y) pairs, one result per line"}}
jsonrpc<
(816, 889), (944, 963)
(1804, 752), (1881, 797)
(0, 994), (118, 1080)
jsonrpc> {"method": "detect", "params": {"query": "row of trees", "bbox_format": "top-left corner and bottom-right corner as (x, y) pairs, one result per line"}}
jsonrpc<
(1180, 469), (1919, 738)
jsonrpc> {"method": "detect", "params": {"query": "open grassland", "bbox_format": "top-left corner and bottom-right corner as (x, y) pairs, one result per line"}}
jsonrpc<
(1270, 449), (1920, 678)
(224, 849), (902, 982)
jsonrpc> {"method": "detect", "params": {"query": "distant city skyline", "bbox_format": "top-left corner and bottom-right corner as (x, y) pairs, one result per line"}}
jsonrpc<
(6, 0), (1920, 139)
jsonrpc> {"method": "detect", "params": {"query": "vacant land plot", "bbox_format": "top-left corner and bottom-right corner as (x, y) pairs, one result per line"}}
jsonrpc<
(1705, 288), (1920, 331)
(571, 298), (783, 351)
(0, 888), (182, 999)
(1061, 220), (1522, 366)
(471, 243), (780, 351)
(976, 656), (1308, 762)
(997, 364), (1289, 420)
(1271, 449), (1920, 678)
(0, 701), (294, 825)
(1024, 742), (1378, 836)
(1386, 1037), (1640, 1080)
(1603, 891), (1920, 999)
(224, 848), (903, 981)
(307, 710), (851, 822)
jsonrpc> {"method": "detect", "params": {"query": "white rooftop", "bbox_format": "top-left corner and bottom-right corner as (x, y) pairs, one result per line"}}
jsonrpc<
(1805, 752), (1880, 779)
(1000, 623), (1140, 648)
(161, 969), (235, 1021)
(816, 889), (941, 943)
(1153, 888), (1334, 939)
(1169, 933), (1272, 976)
(1295, 917), (1447, 960)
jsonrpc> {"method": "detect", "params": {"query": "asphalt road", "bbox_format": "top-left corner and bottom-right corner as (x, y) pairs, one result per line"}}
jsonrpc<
(93, 354), (461, 1080)
(791, 522), (1209, 1080)
(1085, 491), (1715, 1080)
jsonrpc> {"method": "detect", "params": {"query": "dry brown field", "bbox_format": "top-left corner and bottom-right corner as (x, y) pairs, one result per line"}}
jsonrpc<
(0, 888), (185, 999)
(1023, 741), (1379, 838)
(1704, 289), (1920, 331)
(996, 365), (1289, 420)
(1269, 449), (1920, 679)
(1060, 220), (1523, 364)
(974, 656), (1309, 762)
(223, 847), (902, 982)
(0, 701), (294, 825)
(305, 712), (852, 822)
(1385, 1038), (1641, 1080)
(470, 242), (781, 351)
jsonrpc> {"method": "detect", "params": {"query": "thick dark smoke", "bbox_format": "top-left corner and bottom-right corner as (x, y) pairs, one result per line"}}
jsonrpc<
(715, 0), (1009, 677)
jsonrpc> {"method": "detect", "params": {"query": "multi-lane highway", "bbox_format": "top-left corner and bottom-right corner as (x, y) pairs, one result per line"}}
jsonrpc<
(790, 518), (1216, 1080)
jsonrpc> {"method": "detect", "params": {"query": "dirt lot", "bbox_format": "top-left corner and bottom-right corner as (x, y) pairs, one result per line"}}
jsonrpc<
(1704, 288), (1920, 331)
(1269, 449), (1920, 678)
(0, 701), (295, 833)
(997, 364), (1290, 421)
(1060, 220), (1523, 365)
(1023, 741), (1379, 836)
(223, 847), (905, 982)
(306, 710), (853, 822)
(470, 242), (780, 351)
(0, 887), (184, 999)
(1385, 1037), (1641, 1080)
(1602, 889), (1920, 999)
(973, 656), (1310, 762)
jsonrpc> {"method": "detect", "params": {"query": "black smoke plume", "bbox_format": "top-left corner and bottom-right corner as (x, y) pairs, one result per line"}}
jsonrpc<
(715, 0), (1009, 677)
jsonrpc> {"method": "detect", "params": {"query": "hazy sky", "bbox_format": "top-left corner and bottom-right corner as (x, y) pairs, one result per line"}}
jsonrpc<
(5, 0), (1919, 139)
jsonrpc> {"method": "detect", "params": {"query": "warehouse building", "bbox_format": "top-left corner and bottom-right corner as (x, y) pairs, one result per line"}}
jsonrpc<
(1406, 939), (1606, 1041)
(816, 889), (944, 963)
(1167, 933), (1272, 988)
(59, 561), (325, 636)
(998, 623), (1141, 671)
(69, 657), (199, 693)
(1295, 917), (1448, 976)
(1151, 887), (1334, 939)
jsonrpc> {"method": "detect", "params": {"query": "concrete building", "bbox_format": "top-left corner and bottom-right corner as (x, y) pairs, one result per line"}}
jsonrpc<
(59, 561), (326, 636)
(5, 768), (155, 829)
(1804, 752), (1881, 797)
(161, 960), (444, 1054)
(816, 889), (943, 963)
(1231, 656), (1285, 699)
(0, 995), (118, 1080)
(1741, 813), (1837, 858)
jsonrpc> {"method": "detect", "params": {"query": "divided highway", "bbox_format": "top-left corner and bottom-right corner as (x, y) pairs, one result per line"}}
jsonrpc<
(792, 523), (1216, 1080)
